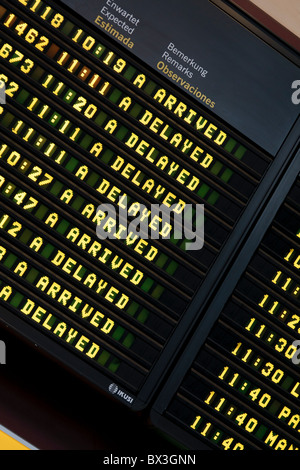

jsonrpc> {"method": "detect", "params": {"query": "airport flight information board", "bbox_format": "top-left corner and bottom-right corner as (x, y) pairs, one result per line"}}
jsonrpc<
(152, 171), (300, 450)
(0, 0), (299, 447)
